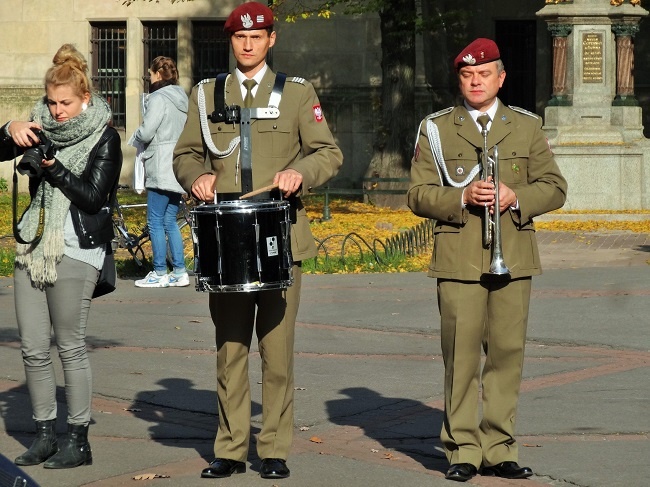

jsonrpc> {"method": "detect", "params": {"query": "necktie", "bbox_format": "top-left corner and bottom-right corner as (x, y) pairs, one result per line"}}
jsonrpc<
(477, 113), (491, 133)
(243, 79), (257, 108)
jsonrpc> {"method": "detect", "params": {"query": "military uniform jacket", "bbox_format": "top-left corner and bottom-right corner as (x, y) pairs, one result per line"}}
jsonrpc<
(173, 68), (343, 261)
(408, 101), (567, 281)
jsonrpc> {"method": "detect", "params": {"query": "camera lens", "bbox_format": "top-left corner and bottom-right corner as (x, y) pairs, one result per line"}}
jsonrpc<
(18, 148), (45, 178)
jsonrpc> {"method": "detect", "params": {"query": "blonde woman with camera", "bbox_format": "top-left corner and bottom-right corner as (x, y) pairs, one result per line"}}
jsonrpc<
(0, 44), (122, 469)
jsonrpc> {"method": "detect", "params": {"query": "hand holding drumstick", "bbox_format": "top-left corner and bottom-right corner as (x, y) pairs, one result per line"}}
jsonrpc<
(240, 169), (303, 199)
(190, 173), (218, 202)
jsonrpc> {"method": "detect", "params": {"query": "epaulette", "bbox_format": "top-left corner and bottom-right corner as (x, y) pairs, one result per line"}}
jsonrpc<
(427, 107), (453, 119)
(508, 105), (539, 119)
(196, 78), (213, 86)
(287, 77), (307, 85)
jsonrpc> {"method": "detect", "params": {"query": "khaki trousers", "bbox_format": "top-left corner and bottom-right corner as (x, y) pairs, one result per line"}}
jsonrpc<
(208, 265), (301, 462)
(438, 277), (531, 468)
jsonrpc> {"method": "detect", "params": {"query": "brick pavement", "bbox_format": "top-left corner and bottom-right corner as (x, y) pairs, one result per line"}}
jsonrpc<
(536, 230), (650, 268)
(0, 229), (647, 487)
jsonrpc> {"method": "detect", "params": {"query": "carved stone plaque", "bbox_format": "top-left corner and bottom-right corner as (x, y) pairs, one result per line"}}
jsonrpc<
(582, 32), (603, 83)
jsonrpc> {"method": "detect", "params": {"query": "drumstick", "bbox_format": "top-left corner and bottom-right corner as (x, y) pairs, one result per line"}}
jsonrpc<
(239, 183), (280, 200)
(211, 176), (218, 204)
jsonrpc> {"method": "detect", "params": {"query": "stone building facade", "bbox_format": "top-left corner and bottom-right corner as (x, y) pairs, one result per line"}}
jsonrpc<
(1, 0), (649, 197)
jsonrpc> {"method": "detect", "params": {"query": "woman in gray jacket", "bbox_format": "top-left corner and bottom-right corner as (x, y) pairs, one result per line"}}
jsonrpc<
(130, 56), (189, 288)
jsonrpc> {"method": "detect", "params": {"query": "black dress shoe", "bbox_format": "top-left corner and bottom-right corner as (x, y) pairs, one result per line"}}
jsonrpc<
(481, 461), (533, 479)
(260, 458), (290, 479)
(445, 463), (478, 482)
(200, 458), (246, 478)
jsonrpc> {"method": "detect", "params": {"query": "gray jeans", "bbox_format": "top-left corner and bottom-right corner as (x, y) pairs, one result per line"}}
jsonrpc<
(14, 256), (98, 425)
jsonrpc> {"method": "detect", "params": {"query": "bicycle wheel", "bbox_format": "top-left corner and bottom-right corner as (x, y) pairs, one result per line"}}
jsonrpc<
(166, 217), (195, 273)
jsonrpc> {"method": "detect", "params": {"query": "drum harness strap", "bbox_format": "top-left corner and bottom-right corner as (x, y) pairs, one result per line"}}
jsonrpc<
(197, 73), (287, 195)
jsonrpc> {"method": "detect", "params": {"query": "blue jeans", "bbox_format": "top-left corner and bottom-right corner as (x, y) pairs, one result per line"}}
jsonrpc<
(147, 188), (185, 274)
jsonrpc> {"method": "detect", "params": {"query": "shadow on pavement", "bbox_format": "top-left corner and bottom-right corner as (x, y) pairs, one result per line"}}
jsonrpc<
(129, 377), (263, 461)
(326, 387), (446, 473)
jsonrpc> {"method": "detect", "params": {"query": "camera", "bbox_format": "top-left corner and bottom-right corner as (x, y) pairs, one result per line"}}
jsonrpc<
(209, 104), (241, 124)
(18, 130), (55, 178)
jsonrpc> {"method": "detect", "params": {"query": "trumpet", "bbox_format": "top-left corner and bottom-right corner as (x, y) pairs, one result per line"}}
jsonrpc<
(477, 115), (510, 275)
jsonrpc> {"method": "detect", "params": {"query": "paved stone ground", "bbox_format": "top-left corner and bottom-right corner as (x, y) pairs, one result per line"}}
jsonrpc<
(0, 230), (648, 487)
(537, 230), (650, 268)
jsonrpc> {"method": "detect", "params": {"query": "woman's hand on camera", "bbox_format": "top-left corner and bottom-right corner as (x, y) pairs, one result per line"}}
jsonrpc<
(8, 121), (42, 147)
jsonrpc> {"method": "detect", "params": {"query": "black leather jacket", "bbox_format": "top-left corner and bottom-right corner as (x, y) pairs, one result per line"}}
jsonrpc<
(1, 124), (123, 246)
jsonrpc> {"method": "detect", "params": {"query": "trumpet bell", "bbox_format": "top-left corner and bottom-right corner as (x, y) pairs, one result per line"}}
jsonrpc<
(488, 255), (510, 275)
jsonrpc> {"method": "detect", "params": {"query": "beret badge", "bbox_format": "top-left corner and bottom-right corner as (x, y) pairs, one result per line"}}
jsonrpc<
(241, 13), (254, 29)
(462, 54), (476, 65)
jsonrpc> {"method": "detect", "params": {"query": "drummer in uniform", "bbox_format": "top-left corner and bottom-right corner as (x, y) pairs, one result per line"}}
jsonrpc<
(173, 2), (343, 480)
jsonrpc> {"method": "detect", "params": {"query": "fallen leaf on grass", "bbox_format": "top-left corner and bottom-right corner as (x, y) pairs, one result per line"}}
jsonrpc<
(310, 436), (323, 443)
(523, 443), (542, 448)
(189, 319), (202, 323)
(383, 453), (397, 460)
(299, 426), (310, 431)
(294, 387), (306, 391)
(371, 449), (379, 453)
(133, 473), (170, 480)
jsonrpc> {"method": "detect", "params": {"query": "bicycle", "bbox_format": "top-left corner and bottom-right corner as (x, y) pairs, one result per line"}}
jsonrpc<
(112, 193), (195, 271)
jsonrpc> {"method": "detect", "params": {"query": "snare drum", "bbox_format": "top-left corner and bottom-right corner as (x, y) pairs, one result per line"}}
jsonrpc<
(192, 200), (293, 292)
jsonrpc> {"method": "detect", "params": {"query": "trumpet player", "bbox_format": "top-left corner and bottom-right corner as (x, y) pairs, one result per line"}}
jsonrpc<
(408, 38), (567, 482)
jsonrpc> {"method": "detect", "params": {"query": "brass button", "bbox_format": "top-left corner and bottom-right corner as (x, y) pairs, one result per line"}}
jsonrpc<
(458, 153), (462, 157)
(217, 127), (222, 131)
(447, 214), (454, 221)
(273, 124), (278, 129)
(512, 151), (516, 156)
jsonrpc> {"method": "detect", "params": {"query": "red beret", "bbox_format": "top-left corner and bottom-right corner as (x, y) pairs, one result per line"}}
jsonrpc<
(454, 38), (500, 70)
(224, 2), (274, 34)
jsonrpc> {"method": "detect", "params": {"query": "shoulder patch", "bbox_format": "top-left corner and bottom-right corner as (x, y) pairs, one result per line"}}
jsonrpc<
(508, 105), (539, 119)
(427, 107), (453, 119)
(287, 77), (307, 85)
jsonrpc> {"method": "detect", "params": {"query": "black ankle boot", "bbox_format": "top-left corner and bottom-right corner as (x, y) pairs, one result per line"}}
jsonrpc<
(14, 419), (58, 466)
(43, 423), (92, 469)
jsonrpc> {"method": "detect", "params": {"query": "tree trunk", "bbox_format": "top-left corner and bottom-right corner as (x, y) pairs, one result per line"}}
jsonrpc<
(364, 0), (417, 208)
(421, 0), (456, 108)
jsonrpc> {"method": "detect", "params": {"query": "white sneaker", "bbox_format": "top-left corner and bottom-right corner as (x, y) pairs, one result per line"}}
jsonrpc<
(168, 272), (190, 287)
(135, 271), (170, 288)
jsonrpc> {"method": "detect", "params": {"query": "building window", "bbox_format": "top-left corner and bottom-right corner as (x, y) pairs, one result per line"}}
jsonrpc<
(192, 21), (230, 85)
(143, 21), (178, 91)
(90, 23), (127, 127)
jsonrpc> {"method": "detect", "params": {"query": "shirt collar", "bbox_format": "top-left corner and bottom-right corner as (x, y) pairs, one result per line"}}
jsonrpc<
(235, 64), (268, 87)
(464, 99), (499, 122)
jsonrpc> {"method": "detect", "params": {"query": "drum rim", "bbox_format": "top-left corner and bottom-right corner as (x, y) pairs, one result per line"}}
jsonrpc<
(192, 199), (289, 212)
(196, 277), (294, 293)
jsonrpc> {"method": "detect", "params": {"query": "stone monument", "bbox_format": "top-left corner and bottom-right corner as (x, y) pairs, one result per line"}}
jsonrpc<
(537, 0), (650, 210)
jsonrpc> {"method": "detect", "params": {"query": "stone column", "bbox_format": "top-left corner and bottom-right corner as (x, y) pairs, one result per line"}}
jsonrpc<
(611, 23), (640, 106)
(548, 23), (573, 106)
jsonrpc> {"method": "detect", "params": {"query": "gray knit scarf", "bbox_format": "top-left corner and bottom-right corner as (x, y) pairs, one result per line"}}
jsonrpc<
(15, 93), (112, 288)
